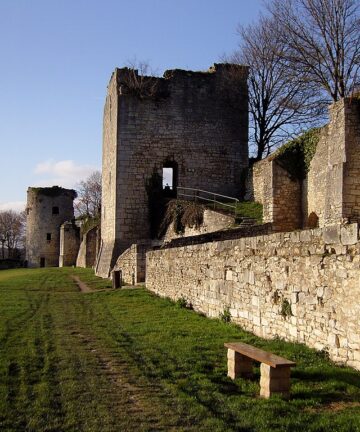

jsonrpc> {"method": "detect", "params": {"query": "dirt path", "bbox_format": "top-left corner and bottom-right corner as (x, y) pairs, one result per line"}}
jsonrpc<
(70, 275), (94, 293)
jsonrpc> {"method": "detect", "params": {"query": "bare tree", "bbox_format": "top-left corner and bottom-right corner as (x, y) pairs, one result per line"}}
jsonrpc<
(75, 171), (102, 218)
(269, 0), (360, 101)
(230, 15), (323, 160)
(0, 210), (25, 259)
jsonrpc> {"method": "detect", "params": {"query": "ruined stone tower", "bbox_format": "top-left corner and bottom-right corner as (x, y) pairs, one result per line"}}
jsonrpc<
(96, 63), (249, 277)
(26, 186), (77, 267)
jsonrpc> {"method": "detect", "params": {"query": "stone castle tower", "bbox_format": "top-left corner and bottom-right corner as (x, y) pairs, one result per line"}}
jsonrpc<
(96, 63), (249, 277)
(26, 186), (77, 267)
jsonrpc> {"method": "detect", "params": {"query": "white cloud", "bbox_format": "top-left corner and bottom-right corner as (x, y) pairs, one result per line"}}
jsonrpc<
(0, 201), (26, 212)
(33, 159), (99, 189)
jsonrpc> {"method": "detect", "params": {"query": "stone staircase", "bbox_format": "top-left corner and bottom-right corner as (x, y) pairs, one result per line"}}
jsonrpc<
(235, 216), (258, 227)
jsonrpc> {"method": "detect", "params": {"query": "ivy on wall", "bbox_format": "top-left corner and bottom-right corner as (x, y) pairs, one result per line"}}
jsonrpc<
(269, 128), (321, 180)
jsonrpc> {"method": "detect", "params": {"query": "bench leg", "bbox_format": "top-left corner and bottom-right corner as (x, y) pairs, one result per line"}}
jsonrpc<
(227, 349), (253, 379)
(260, 364), (291, 399)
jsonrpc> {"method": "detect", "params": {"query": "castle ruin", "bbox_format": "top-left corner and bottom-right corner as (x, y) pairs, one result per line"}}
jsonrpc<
(25, 186), (77, 267)
(95, 64), (249, 277)
(23, 62), (360, 371)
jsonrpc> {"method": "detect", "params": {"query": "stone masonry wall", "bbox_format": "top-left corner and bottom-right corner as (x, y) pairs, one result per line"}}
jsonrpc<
(252, 99), (360, 230)
(164, 209), (235, 242)
(76, 226), (98, 268)
(114, 240), (152, 284)
(96, 63), (249, 277)
(271, 162), (302, 231)
(343, 100), (360, 221)
(95, 72), (120, 277)
(26, 187), (76, 268)
(252, 160), (268, 205)
(59, 221), (80, 267)
(307, 101), (346, 227)
(147, 223), (360, 370)
(253, 159), (301, 231)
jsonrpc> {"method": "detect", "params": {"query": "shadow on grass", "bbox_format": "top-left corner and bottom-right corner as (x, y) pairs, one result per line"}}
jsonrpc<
(290, 367), (360, 405)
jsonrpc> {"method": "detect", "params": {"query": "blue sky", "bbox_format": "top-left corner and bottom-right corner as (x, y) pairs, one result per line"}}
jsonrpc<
(0, 0), (264, 211)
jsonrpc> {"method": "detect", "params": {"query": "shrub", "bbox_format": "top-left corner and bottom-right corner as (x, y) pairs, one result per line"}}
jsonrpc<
(219, 306), (231, 323)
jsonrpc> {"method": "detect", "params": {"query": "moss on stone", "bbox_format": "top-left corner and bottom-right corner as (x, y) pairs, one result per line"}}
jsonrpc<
(270, 128), (321, 180)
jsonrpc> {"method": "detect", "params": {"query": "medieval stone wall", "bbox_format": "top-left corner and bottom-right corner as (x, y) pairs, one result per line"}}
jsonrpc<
(271, 162), (302, 231)
(307, 101), (346, 226)
(59, 221), (80, 267)
(252, 159), (301, 231)
(146, 223), (360, 370)
(95, 73), (119, 277)
(164, 209), (235, 242)
(96, 64), (249, 277)
(252, 160), (268, 205)
(343, 100), (360, 221)
(26, 187), (76, 268)
(76, 226), (98, 268)
(251, 99), (360, 231)
(113, 240), (152, 285)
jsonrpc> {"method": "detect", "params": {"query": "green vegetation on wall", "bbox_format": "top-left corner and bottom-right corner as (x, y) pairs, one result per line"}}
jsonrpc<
(161, 199), (205, 235)
(270, 128), (321, 180)
(30, 186), (77, 199)
(78, 215), (100, 236)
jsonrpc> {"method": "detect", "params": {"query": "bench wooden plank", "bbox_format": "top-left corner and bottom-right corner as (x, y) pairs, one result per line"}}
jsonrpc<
(224, 342), (296, 368)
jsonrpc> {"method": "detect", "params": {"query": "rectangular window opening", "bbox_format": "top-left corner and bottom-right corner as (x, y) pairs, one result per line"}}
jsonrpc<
(162, 167), (173, 190)
(52, 206), (59, 215)
(46, 233), (52, 241)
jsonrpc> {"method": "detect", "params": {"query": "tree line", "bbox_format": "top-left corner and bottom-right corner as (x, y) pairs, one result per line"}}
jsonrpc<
(229, 0), (360, 161)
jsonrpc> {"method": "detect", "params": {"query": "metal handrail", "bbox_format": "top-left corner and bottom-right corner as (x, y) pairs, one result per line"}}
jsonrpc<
(177, 187), (239, 217)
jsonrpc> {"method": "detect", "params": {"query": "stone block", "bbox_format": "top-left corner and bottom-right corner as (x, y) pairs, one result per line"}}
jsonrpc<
(323, 225), (340, 244)
(299, 230), (312, 242)
(340, 223), (358, 246)
(227, 349), (253, 379)
(259, 364), (291, 398)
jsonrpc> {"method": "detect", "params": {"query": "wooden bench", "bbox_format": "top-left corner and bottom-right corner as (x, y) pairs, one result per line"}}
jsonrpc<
(224, 342), (296, 399)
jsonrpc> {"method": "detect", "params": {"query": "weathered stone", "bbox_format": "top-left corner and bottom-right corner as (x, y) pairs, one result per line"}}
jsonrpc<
(227, 349), (253, 379)
(59, 221), (80, 267)
(259, 364), (291, 399)
(251, 99), (360, 231)
(76, 226), (99, 269)
(323, 225), (340, 244)
(26, 187), (76, 268)
(341, 223), (359, 246)
(146, 225), (360, 371)
(96, 64), (249, 277)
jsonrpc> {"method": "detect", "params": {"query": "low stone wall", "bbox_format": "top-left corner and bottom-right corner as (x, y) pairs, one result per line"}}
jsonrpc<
(146, 223), (360, 370)
(163, 223), (271, 249)
(114, 240), (152, 285)
(164, 209), (235, 242)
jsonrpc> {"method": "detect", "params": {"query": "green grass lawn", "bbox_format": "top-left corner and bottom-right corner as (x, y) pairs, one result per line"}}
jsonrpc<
(0, 268), (360, 431)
